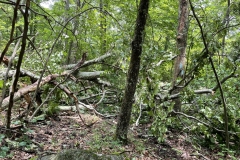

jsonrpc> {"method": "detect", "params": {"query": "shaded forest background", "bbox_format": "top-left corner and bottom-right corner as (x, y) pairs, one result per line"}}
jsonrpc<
(1, 0), (240, 159)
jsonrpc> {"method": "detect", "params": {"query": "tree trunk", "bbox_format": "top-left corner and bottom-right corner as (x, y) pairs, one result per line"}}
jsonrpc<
(6, 0), (30, 129)
(66, 0), (81, 64)
(100, 0), (107, 55)
(171, 0), (189, 112)
(64, 0), (70, 64)
(115, 0), (150, 143)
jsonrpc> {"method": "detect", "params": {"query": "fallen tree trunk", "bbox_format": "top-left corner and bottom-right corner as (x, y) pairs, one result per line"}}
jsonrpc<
(0, 68), (40, 81)
(155, 89), (214, 102)
(77, 71), (104, 80)
(63, 52), (112, 70)
(0, 52), (112, 80)
(0, 53), (112, 111)
(62, 71), (104, 80)
(0, 74), (58, 110)
(0, 71), (108, 111)
(0, 69), (104, 81)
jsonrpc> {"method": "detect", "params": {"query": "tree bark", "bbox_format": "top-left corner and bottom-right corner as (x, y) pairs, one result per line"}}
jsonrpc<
(6, 0), (30, 129)
(171, 0), (189, 112)
(66, 0), (81, 64)
(115, 0), (150, 143)
(100, 0), (107, 55)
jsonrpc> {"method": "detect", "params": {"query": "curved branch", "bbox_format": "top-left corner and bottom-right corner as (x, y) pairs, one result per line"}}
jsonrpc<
(96, 86), (107, 106)
(189, 0), (229, 148)
(212, 68), (238, 91)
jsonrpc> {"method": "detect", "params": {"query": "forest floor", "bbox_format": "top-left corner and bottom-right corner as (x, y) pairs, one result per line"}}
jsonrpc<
(0, 110), (239, 160)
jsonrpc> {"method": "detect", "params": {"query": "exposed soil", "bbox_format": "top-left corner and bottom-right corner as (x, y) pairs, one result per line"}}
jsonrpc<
(0, 110), (239, 160)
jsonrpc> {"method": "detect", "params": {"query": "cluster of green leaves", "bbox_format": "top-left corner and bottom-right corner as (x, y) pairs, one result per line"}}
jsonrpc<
(0, 131), (38, 159)
(0, 134), (10, 158)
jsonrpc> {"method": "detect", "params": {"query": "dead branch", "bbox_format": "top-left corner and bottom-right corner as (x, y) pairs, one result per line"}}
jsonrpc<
(173, 110), (223, 132)
(0, 69), (105, 82)
(95, 85), (107, 106)
(62, 71), (104, 80)
(56, 92), (115, 118)
(78, 101), (115, 118)
(156, 89), (214, 102)
(63, 52), (112, 70)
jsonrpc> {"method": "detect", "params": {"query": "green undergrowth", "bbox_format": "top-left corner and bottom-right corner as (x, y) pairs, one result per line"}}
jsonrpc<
(86, 121), (146, 158)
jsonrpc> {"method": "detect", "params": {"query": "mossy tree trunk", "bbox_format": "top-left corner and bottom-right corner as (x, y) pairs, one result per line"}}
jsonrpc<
(115, 0), (150, 143)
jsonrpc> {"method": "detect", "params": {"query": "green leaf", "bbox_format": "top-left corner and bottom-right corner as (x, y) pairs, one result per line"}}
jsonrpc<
(19, 141), (27, 147)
